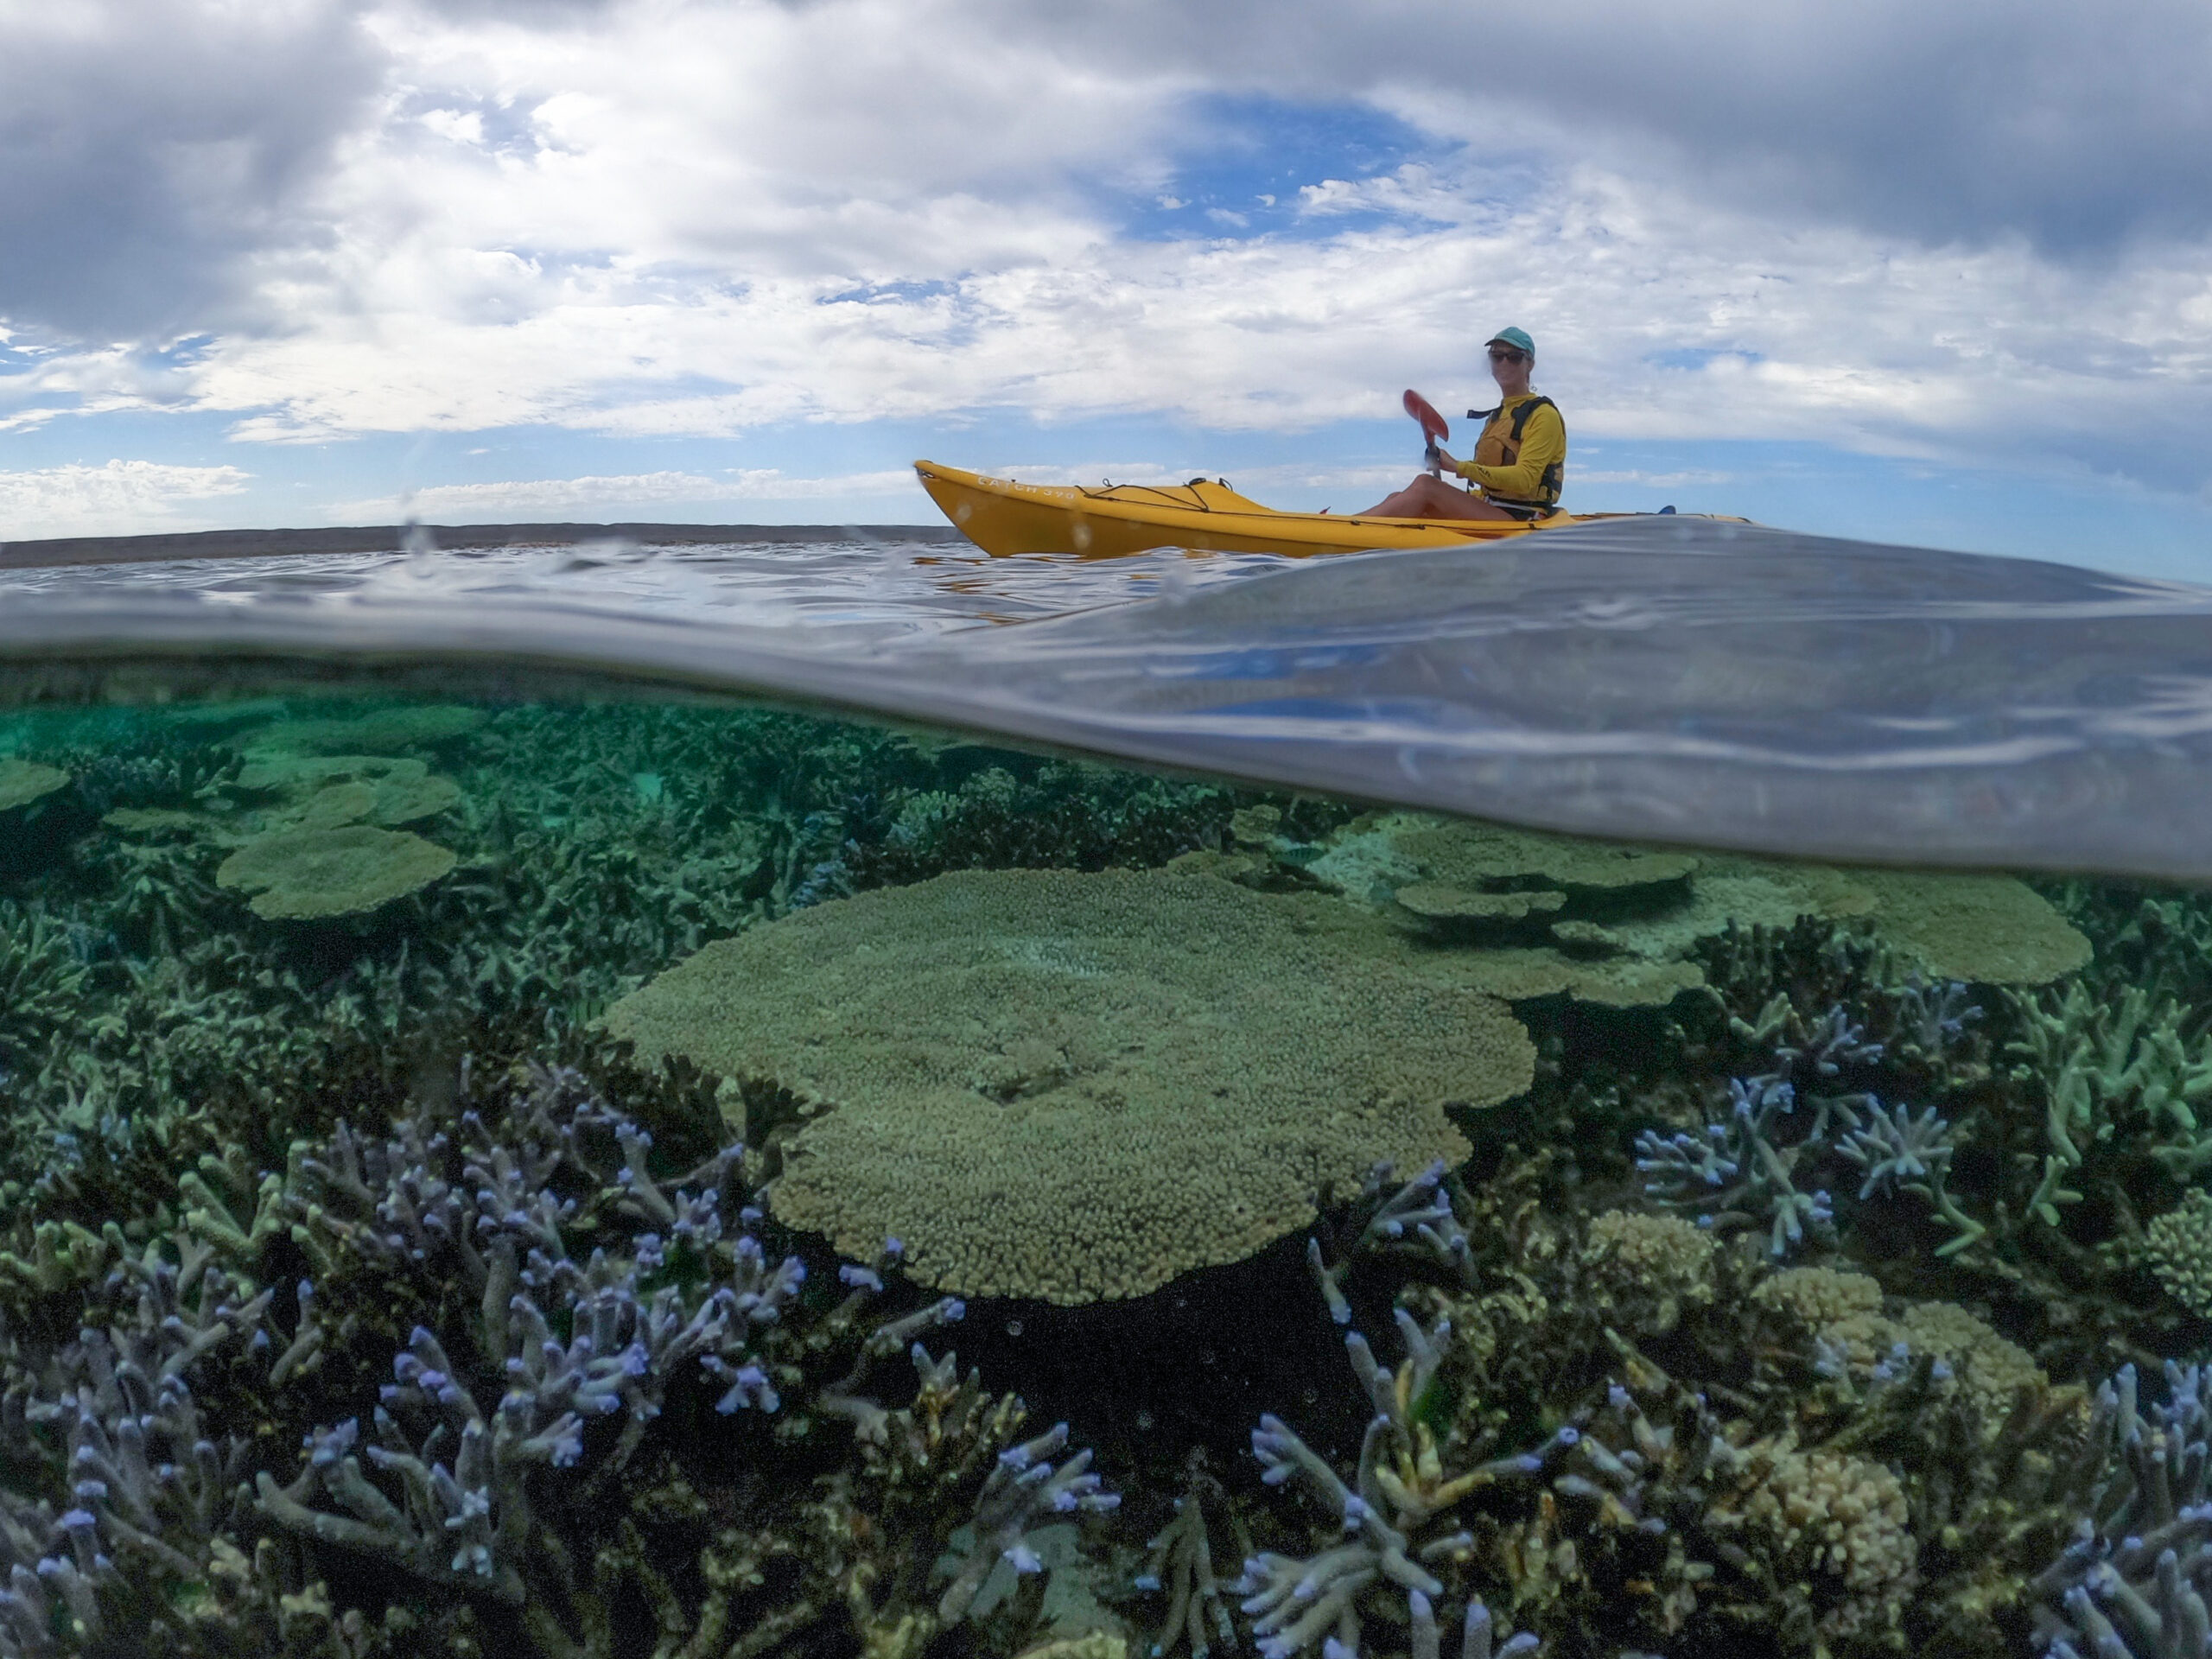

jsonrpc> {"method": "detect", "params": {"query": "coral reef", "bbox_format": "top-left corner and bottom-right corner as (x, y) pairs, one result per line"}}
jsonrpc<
(3, 684), (2210, 1659)
(1221, 1154), (2097, 1658)
(1630, 999), (1992, 1258)
(2145, 1189), (2212, 1319)
(0, 1058), (1122, 1657)
(608, 868), (1535, 1302)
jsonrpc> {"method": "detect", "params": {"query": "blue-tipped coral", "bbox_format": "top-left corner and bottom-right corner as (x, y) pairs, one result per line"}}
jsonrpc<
(1138, 1455), (1239, 1659)
(1634, 1075), (1839, 1257)
(2033, 1361), (2212, 1659)
(1307, 1160), (1474, 1325)
(0, 1234), (270, 1653)
(935, 1421), (1122, 1623)
(0, 1038), (1124, 1655)
(1235, 1305), (1571, 1659)
(1636, 999), (1986, 1258)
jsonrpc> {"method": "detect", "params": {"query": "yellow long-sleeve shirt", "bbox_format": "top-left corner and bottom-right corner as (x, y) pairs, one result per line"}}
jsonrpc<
(1452, 393), (1567, 509)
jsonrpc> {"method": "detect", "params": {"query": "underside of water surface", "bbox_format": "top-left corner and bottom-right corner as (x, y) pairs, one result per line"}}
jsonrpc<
(0, 663), (2205, 1659)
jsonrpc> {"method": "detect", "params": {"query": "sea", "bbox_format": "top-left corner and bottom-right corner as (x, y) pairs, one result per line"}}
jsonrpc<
(0, 517), (2208, 1659)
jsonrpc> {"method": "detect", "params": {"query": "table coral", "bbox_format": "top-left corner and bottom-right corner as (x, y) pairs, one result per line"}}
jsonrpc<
(607, 868), (1535, 1303)
(1849, 870), (2092, 986)
(1300, 813), (2088, 1014)
(239, 703), (486, 757)
(1339, 814), (1700, 897)
(215, 824), (457, 920)
(0, 759), (67, 815)
(289, 768), (461, 830)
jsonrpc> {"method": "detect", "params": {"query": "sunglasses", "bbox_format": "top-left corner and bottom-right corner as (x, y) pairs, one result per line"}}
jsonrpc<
(1488, 347), (1529, 365)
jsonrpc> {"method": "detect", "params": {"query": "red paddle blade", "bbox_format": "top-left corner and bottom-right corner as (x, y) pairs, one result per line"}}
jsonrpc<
(1402, 388), (1448, 444)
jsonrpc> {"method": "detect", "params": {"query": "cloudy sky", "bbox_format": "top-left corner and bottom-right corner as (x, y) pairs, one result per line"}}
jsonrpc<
(3, 0), (2209, 575)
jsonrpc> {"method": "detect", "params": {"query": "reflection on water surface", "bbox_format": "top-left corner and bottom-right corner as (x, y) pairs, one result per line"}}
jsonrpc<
(0, 675), (2205, 1659)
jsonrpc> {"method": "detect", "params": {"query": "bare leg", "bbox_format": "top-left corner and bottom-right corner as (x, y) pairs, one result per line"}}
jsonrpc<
(1357, 474), (1517, 520)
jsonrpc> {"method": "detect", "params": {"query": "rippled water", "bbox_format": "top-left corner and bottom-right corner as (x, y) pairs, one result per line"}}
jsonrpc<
(6, 517), (2212, 877)
(2, 520), (2211, 1659)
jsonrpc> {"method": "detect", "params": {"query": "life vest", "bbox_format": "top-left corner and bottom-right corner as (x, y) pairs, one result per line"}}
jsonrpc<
(1464, 394), (1564, 509)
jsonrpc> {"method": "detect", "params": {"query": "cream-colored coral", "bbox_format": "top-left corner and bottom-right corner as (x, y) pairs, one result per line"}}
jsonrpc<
(1753, 1269), (2051, 1440)
(2147, 1189), (2212, 1319)
(606, 868), (1535, 1304)
(1895, 1300), (2047, 1436)
(1580, 1211), (1716, 1335)
(1725, 1445), (1917, 1637)
(1750, 1266), (1885, 1330)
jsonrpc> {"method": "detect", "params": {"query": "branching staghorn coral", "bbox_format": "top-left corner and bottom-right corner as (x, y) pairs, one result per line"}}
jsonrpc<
(935, 1421), (1121, 1623)
(252, 1070), (830, 1605)
(2010, 980), (2212, 1209)
(0, 902), (89, 1076)
(0, 1235), (270, 1653)
(2032, 1361), (2212, 1659)
(1235, 1307), (1573, 1659)
(1633, 1003), (1889, 1256)
(1136, 1454), (1241, 1659)
(1636, 1074), (1842, 1258)
(1697, 918), (1993, 1095)
(1226, 1122), (2113, 1659)
(1836, 1097), (1985, 1254)
(0, 1018), (1118, 1658)
(1636, 1001), (1984, 1258)
(1306, 1160), (1477, 1327)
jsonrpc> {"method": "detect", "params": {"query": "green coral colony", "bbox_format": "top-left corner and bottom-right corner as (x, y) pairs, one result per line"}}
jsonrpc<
(3, 677), (2212, 1659)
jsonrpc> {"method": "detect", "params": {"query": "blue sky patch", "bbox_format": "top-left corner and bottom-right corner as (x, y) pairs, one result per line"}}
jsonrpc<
(1118, 93), (1445, 242)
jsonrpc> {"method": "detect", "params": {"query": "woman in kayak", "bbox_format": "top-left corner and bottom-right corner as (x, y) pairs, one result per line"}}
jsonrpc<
(1359, 327), (1566, 521)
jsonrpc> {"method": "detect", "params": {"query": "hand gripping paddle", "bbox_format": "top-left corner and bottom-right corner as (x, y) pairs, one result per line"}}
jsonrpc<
(1402, 389), (1449, 477)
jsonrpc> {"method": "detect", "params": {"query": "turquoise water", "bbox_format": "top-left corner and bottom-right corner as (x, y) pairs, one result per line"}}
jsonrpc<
(1, 525), (2210, 1658)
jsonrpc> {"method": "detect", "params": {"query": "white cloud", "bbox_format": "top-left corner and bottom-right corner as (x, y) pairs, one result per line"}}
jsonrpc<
(139, 155), (2209, 498)
(0, 461), (252, 541)
(3, 0), (2210, 503)
(1574, 469), (1736, 487)
(987, 0), (2212, 255)
(0, 0), (378, 338)
(340, 467), (920, 520)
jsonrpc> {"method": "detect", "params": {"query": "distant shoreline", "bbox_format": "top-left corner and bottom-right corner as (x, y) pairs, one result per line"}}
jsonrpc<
(0, 521), (966, 571)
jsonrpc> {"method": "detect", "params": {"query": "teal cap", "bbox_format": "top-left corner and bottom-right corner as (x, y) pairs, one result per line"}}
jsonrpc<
(1487, 326), (1535, 355)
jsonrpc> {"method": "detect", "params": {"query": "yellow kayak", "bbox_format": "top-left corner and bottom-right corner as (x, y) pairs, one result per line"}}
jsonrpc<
(914, 460), (1583, 559)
